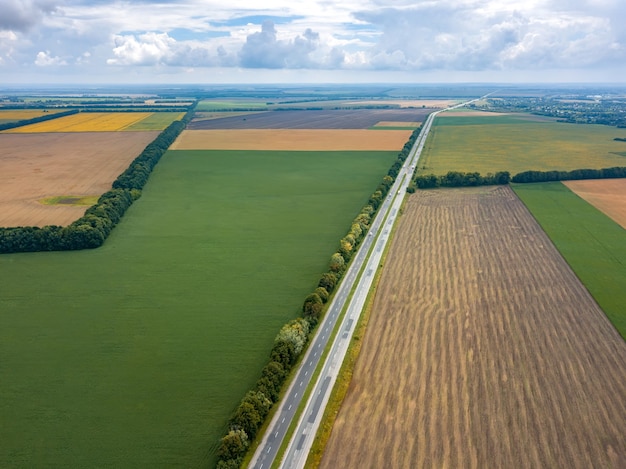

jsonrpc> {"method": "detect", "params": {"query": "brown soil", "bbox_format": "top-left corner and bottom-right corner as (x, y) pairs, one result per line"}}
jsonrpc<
(564, 179), (626, 229)
(170, 129), (412, 151)
(0, 132), (159, 227)
(320, 186), (626, 469)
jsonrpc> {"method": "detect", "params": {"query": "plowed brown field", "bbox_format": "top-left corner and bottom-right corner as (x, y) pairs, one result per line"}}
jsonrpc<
(320, 186), (626, 469)
(564, 179), (626, 229)
(0, 132), (159, 227)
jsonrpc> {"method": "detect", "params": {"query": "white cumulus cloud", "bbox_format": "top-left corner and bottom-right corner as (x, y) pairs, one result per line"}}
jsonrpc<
(2, 0), (625, 83)
(34, 50), (66, 66)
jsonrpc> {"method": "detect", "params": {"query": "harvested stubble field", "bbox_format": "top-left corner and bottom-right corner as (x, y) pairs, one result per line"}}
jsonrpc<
(0, 109), (65, 123)
(564, 178), (626, 229)
(0, 132), (159, 226)
(170, 129), (412, 151)
(187, 109), (431, 129)
(320, 186), (626, 469)
(3, 112), (153, 133)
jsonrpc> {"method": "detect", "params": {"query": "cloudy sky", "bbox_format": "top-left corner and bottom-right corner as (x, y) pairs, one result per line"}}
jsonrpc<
(1, 0), (625, 84)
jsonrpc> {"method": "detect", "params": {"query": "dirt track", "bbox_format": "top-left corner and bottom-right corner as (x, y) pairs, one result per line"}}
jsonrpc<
(320, 186), (626, 469)
(0, 132), (158, 227)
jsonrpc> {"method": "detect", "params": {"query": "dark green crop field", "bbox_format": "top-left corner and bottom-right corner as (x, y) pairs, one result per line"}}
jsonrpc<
(0, 149), (397, 468)
(513, 182), (626, 339)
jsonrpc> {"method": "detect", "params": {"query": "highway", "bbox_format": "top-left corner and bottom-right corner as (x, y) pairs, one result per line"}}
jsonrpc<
(249, 99), (478, 469)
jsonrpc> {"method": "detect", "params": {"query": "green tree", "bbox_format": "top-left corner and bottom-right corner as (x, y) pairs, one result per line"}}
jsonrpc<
(230, 401), (262, 439)
(318, 272), (338, 292)
(303, 293), (323, 317)
(315, 286), (329, 303)
(329, 252), (346, 273)
(216, 429), (249, 463)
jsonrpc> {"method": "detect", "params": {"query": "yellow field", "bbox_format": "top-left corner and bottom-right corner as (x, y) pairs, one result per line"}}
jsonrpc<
(3, 112), (153, 133)
(170, 129), (413, 151)
(0, 110), (64, 121)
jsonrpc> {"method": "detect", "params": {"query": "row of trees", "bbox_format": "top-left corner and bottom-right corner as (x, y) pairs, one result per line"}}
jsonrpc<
(301, 126), (421, 324)
(0, 109), (78, 131)
(0, 106), (196, 254)
(511, 166), (626, 183)
(410, 171), (511, 190)
(216, 318), (311, 468)
(0, 189), (140, 253)
(215, 125), (423, 468)
(409, 166), (626, 190)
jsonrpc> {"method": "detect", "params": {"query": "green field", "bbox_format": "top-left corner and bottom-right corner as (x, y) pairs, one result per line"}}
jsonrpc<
(418, 113), (626, 175)
(196, 100), (269, 111)
(40, 195), (99, 205)
(513, 182), (626, 339)
(125, 112), (185, 130)
(0, 149), (397, 467)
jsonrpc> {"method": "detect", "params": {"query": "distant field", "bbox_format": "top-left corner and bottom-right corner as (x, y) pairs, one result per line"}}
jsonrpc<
(513, 182), (626, 338)
(196, 99), (269, 111)
(0, 109), (64, 123)
(343, 99), (457, 108)
(373, 120), (421, 127)
(123, 112), (184, 130)
(192, 111), (262, 122)
(418, 112), (626, 175)
(187, 109), (431, 129)
(171, 129), (412, 151)
(564, 179), (626, 229)
(369, 120), (421, 130)
(2, 112), (156, 133)
(321, 186), (626, 468)
(0, 132), (159, 226)
(0, 148), (398, 468)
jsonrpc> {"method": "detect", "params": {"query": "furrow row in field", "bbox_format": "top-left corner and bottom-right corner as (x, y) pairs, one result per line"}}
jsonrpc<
(320, 186), (626, 469)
